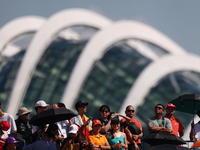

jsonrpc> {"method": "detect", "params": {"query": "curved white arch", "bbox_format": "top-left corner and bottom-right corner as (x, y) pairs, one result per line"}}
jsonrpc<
(7, 8), (112, 116)
(119, 54), (200, 141)
(61, 20), (187, 108)
(0, 16), (46, 52)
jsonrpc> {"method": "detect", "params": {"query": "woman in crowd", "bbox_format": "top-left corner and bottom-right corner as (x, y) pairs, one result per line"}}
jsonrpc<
(106, 116), (128, 150)
(42, 124), (59, 144)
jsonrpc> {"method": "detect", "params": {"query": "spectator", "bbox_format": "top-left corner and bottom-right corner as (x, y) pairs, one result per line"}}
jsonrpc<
(60, 124), (82, 150)
(0, 102), (17, 133)
(0, 121), (10, 150)
(164, 103), (184, 137)
(15, 107), (33, 144)
(99, 105), (114, 135)
(86, 119), (110, 150)
(106, 116), (128, 150)
(3, 137), (19, 150)
(42, 123), (59, 149)
(147, 104), (172, 134)
(71, 101), (92, 142)
(32, 100), (50, 133)
(121, 105), (143, 150)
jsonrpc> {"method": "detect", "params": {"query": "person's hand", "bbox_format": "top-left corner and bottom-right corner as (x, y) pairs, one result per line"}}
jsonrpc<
(66, 139), (72, 145)
(90, 142), (96, 150)
(58, 135), (64, 140)
(51, 104), (58, 108)
(83, 118), (91, 126)
(132, 134), (139, 141)
(53, 135), (59, 142)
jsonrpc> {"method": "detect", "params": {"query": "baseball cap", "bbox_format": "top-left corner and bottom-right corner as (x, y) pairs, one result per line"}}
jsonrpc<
(166, 103), (176, 109)
(0, 121), (10, 133)
(75, 101), (89, 110)
(68, 124), (79, 134)
(92, 119), (102, 126)
(35, 100), (50, 108)
(5, 137), (19, 144)
(16, 107), (31, 116)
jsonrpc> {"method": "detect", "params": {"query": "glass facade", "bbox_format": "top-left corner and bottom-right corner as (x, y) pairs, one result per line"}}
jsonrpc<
(75, 40), (152, 119)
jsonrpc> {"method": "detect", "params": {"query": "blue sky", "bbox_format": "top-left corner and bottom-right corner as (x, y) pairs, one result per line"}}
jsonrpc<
(1, 0), (200, 55)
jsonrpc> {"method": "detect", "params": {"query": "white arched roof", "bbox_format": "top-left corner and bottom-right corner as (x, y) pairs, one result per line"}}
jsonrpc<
(0, 16), (46, 52)
(119, 54), (200, 141)
(7, 8), (112, 116)
(61, 20), (187, 108)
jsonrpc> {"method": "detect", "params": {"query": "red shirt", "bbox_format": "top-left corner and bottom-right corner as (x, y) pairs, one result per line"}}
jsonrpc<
(121, 118), (142, 144)
(164, 114), (184, 137)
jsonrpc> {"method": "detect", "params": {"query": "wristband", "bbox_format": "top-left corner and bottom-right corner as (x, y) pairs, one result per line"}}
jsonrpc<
(99, 145), (101, 149)
(138, 135), (141, 139)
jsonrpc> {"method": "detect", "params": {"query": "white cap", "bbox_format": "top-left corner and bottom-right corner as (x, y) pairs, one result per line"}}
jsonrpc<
(35, 100), (50, 108)
(69, 124), (78, 134)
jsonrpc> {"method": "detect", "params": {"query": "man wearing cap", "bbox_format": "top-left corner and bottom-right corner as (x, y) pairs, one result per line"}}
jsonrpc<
(32, 100), (50, 133)
(86, 119), (110, 150)
(71, 101), (92, 141)
(164, 103), (184, 137)
(0, 102), (17, 134)
(147, 104), (172, 134)
(4, 137), (19, 150)
(0, 121), (10, 150)
(15, 107), (33, 144)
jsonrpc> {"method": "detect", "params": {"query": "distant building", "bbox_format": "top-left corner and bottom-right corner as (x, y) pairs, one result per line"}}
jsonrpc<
(0, 8), (200, 140)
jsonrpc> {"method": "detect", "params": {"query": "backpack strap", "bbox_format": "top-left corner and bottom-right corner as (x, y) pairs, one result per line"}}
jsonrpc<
(162, 116), (164, 127)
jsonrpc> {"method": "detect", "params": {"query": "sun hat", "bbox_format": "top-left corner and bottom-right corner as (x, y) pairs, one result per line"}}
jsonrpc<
(68, 124), (79, 134)
(35, 100), (50, 108)
(16, 107), (31, 116)
(5, 137), (19, 144)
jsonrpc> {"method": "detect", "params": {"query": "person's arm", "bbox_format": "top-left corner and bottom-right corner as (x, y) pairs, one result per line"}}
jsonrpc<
(132, 128), (144, 141)
(179, 131), (184, 137)
(114, 113), (131, 122)
(90, 142), (111, 150)
(60, 139), (72, 150)
(190, 121), (195, 141)
(149, 124), (172, 133)
(122, 132), (128, 149)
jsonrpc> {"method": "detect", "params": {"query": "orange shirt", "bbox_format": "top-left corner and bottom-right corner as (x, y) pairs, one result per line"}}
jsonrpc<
(164, 114), (184, 137)
(121, 118), (142, 144)
(86, 133), (108, 146)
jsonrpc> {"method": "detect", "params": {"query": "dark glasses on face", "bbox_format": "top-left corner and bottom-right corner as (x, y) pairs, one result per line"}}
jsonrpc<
(167, 107), (175, 110)
(155, 106), (163, 110)
(101, 110), (109, 113)
(127, 110), (135, 113)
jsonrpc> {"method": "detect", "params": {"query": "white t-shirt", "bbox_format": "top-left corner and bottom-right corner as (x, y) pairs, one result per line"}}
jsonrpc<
(56, 120), (69, 138)
(0, 113), (17, 134)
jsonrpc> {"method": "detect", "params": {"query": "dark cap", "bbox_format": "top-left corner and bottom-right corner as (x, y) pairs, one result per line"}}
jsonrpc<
(75, 101), (89, 110)
(111, 116), (120, 123)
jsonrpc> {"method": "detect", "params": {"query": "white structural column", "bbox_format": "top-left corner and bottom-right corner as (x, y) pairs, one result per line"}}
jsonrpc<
(7, 8), (112, 116)
(119, 54), (200, 141)
(61, 20), (187, 109)
(0, 16), (46, 53)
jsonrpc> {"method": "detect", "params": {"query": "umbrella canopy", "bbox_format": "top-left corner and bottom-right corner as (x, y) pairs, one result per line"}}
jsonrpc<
(22, 140), (57, 150)
(169, 94), (200, 114)
(142, 133), (186, 146)
(29, 108), (76, 126)
(150, 144), (190, 150)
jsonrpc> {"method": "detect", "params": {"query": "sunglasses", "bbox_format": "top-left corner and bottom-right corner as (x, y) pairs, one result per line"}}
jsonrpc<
(111, 122), (119, 125)
(101, 110), (109, 113)
(127, 110), (135, 113)
(155, 106), (163, 110)
(167, 107), (175, 110)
